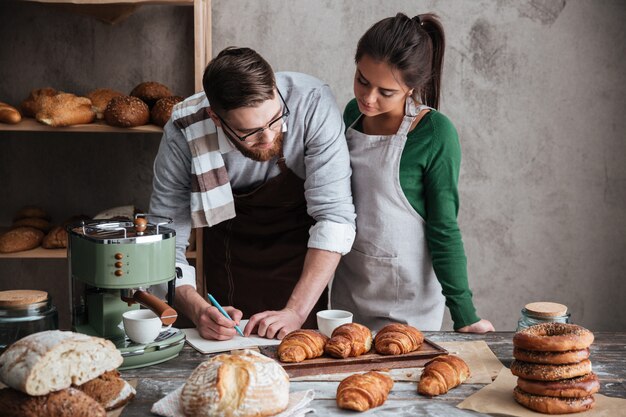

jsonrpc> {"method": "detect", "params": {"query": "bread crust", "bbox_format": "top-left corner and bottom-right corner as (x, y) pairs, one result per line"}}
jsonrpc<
(374, 323), (424, 355)
(42, 225), (68, 249)
(36, 93), (95, 127)
(513, 323), (594, 352)
(130, 81), (173, 108)
(104, 96), (149, 127)
(511, 359), (592, 381)
(86, 88), (124, 119)
(336, 371), (394, 411)
(20, 87), (58, 117)
(516, 373), (600, 398)
(0, 227), (44, 253)
(278, 329), (328, 363)
(151, 95), (183, 127)
(77, 370), (135, 410)
(324, 323), (372, 359)
(0, 387), (107, 417)
(12, 217), (51, 232)
(514, 386), (595, 414)
(513, 347), (590, 365)
(13, 206), (48, 221)
(0, 102), (22, 124)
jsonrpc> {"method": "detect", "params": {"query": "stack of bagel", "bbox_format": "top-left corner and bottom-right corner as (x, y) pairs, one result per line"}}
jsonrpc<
(511, 323), (599, 414)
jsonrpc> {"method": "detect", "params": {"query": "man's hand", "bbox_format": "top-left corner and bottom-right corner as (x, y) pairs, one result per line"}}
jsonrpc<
(244, 307), (304, 340)
(196, 304), (244, 340)
(456, 318), (495, 334)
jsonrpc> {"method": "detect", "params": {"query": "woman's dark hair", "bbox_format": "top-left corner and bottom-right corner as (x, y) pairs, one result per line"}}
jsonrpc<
(202, 47), (276, 113)
(355, 13), (445, 109)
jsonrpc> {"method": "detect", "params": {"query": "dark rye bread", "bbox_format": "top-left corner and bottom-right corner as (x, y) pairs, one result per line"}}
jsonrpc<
(0, 387), (106, 417)
(0, 227), (44, 253)
(104, 95), (149, 127)
(77, 370), (135, 410)
(150, 96), (183, 127)
(130, 81), (172, 108)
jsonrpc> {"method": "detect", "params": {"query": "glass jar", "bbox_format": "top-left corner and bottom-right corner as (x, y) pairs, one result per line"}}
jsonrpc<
(517, 302), (570, 331)
(0, 290), (59, 350)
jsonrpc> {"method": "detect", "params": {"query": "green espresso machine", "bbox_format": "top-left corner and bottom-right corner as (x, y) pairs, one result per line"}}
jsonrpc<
(68, 215), (185, 369)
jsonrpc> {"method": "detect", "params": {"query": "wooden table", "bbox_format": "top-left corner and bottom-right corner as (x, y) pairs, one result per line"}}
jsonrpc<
(120, 331), (626, 416)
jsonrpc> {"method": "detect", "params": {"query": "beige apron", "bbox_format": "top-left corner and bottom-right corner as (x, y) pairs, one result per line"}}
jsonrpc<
(331, 98), (445, 331)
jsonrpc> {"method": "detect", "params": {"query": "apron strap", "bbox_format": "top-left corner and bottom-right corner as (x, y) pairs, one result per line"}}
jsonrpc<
(277, 149), (288, 173)
(397, 97), (432, 136)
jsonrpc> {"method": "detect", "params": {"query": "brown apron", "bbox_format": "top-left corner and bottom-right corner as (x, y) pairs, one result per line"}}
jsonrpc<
(203, 155), (326, 328)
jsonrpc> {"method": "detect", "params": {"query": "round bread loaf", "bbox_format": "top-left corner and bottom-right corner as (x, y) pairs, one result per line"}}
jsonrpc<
(513, 323), (594, 352)
(104, 96), (149, 127)
(516, 373), (600, 398)
(86, 88), (123, 120)
(181, 350), (289, 417)
(130, 82), (172, 108)
(12, 217), (51, 233)
(36, 93), (95, 127)
(14, 206), (48, 221)
(77, 370), (136, 411)
(0, 227), (44, 253)
(0, 387), (106, 417)
(20, 87), (58, 117)
(150, 96), (183, 127)
(510, 359), (592, 381)
(42, 226), (68, 249)
(513, 386), (595, 414)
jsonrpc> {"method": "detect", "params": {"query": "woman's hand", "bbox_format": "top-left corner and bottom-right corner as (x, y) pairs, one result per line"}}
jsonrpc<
(457, 319), (495, 333)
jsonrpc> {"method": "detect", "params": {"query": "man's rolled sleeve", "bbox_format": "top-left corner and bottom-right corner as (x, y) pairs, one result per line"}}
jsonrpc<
(308, 220), (356, 255)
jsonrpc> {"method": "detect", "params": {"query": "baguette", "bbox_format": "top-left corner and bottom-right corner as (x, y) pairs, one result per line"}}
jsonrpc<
(0, 102), (21, 124)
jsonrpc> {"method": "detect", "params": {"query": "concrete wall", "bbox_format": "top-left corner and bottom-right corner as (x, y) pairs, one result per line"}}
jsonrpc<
(1, 1), (625, 331)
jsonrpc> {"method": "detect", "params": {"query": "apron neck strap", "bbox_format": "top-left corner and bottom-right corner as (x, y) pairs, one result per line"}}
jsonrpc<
(397, 97), (431, 136)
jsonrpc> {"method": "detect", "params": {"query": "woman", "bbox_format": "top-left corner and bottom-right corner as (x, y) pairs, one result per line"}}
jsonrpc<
(332, 13), (494, 333)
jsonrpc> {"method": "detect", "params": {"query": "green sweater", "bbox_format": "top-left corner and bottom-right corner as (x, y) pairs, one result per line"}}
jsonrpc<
(344, 99), (480, 329)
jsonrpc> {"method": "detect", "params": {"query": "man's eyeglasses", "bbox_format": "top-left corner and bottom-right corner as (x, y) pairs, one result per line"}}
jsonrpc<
(216, 89), (290, 143)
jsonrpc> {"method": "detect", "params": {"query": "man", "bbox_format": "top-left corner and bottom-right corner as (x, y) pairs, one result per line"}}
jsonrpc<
(150, 47), (356, 340)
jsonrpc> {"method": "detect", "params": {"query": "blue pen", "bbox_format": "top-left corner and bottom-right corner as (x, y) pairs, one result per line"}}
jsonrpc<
(207, 293), (245, 337)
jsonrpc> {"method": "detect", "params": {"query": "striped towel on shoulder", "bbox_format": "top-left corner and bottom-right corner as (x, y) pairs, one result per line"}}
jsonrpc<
(171, 92), (236, 228)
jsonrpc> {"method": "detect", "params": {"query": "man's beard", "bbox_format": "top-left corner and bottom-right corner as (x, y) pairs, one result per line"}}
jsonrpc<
(229, 131), (284, 162)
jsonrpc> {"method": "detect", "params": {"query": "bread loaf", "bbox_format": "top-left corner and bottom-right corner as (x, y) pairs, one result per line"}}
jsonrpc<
(324, 323), (372, 359)
(12, 217), (51, 232)
(0, 102), (21, 124)
(278, 329), (328, 363)
(151, 95), (183, 127)
(36, 93), (95, 127)
(0, 330), (123, 396)
(13, 206), (48, 221)
(0, 387), (106, 417)
(336, 371), (394, 411)
(374, 323), (424, 355)
(86, 88), (124, 120)
(181, 349), (289, 417)
(20, 87), (58, 117)
(77, 370), (135, 411)
(104, 96), (149, 127)
(130, 81), (173, 108)
(418, 355), (470, 396)
(0, 227), (44, 253)
(42, 225), (68, 249)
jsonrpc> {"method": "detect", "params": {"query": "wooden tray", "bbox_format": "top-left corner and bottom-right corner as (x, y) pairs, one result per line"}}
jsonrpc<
(260, 338), (448, 378)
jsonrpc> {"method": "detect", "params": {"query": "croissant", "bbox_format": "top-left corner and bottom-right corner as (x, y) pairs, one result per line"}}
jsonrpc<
(374, 323), (424, 355)
(418, 355), (470, 397)
(324, 323), (372, 359)
(336, 371), (394, 412)
(277, 330), (328, 363)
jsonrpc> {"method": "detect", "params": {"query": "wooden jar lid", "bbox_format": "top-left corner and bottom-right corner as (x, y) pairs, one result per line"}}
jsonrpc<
(0, 290), (48, 307)
(524, 302), (568, 317)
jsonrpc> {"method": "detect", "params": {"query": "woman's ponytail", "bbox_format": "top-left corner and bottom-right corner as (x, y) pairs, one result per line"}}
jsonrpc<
(414, 13), (445, 109)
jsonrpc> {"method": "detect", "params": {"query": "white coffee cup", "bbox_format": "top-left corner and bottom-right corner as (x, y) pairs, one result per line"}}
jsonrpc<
(122, 309), (171, 344)
(316, 309), (353, 337)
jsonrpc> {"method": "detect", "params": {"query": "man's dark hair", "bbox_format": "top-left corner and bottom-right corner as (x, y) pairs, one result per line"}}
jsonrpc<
(202, 47), (276, 113)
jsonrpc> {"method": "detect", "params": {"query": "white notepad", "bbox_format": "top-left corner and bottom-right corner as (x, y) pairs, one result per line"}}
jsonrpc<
(182, 320), (281, 354)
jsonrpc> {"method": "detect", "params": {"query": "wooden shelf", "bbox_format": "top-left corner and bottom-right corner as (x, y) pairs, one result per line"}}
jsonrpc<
(0, 246), (197, 260)
(0, 117), (163, 133)
(22, 0), (193, 5)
